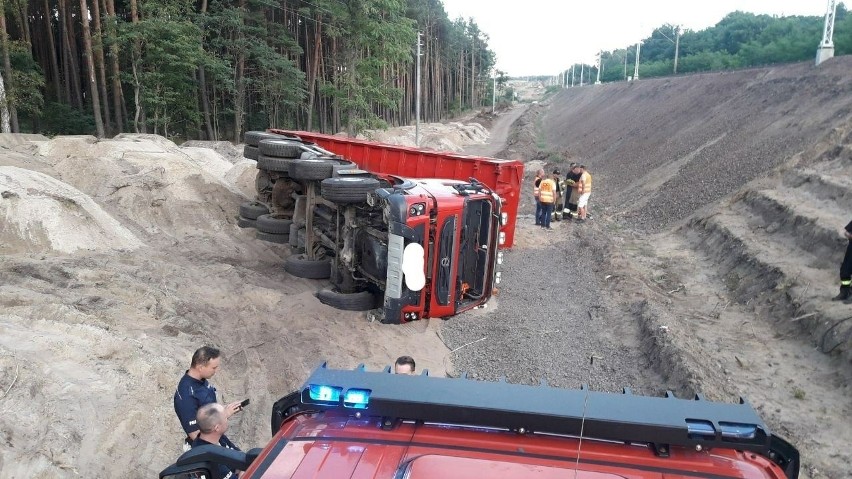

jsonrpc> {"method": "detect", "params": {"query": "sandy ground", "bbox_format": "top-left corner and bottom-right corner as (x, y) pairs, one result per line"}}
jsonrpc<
(0, 134), (450, 478)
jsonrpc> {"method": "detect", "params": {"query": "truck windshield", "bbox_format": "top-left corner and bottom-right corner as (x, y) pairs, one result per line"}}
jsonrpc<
(456, 198), (494, 307)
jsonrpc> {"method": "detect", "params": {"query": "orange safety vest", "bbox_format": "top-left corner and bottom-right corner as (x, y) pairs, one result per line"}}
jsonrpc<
(539, 179), (556, 204)
(578, 172), (592, 194)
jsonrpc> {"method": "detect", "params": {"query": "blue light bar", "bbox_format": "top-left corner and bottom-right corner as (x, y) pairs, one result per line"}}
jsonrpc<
(308, 385), (341, 402)
(687, 420), (757, 441)
(343, 389), (371, 409)
(720, 422), (757, 440)
(686, 420), (715, 438)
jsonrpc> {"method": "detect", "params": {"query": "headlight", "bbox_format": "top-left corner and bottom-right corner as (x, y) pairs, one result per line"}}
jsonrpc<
(500, 212), (508, 225)
(408, 202), (427, 217)
(499, 232), (506, 245)
(495, 272), (502, 284)
(497, 252), (504, 265)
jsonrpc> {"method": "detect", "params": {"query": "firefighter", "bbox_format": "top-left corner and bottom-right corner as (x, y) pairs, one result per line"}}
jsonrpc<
(533, 169), (545, 226)
(538, 171), (558, 230)
(832, 219), (852, 302)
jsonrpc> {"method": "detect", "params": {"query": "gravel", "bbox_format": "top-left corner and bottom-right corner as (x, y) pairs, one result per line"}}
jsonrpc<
(441, 222), (659, 395)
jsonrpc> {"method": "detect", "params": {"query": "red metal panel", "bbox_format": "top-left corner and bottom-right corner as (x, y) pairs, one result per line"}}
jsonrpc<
(269, 129), (523, 248)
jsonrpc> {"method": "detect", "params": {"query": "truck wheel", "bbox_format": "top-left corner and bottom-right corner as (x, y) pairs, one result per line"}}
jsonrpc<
(284, 254), (331, 279)
(259, 139), (303, 158)
(288, 223), (300, 247)
(321, 177), (380, 204)
(256, 231), (289, 244)
(245, 131), (291, 147)
(243, 145), (259, 160)
(257, 154), (292, 173)
(256, 214), (293, 234)
(239, 201), (269, 220)
(289, 158), (337, 181)
(316, 289), (377, 311)
(236, 216), (256, 229)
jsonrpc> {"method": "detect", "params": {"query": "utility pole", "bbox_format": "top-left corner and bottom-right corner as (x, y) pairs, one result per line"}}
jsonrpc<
(579, 64), (584, 87)
(673, 27), (680, 74)
(491, 75), (496, 113)
(816, 0), (838, 65)
(595, 51), (602, 84)
(633, 41), (641, 81)
(415, 31), (421, 145)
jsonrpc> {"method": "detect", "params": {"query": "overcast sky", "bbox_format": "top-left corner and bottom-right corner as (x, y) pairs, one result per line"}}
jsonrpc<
(441, 0), (830, 76)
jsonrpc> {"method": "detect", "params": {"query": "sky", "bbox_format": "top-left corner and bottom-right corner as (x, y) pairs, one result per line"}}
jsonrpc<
(441, 0), (830, 76)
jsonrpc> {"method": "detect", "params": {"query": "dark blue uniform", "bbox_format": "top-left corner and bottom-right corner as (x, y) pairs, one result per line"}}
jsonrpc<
(191, 437), (238, 479)
(174, 371), (239, 449)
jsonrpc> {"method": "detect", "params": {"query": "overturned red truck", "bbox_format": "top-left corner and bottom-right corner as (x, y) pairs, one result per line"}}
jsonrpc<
(236, 130), (523, 324)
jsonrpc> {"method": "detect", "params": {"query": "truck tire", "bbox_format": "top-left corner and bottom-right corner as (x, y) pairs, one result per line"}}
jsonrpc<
(245, 131), (289, 147)
(239, 201), (269, 220)
(256, 214), (293, 234)
(284, 254), (331, 279)
(256, 231), (289, 244)
(257, 154), (292, 173)
(316, 289), (377, 311)
(289, 158), (337, 181)
(321, 177), (380, 204)
(288, 223), (300, 247)
(236, 216), (256, 229)
(243, 145), (259, 160)
(259, 139), (303, 158)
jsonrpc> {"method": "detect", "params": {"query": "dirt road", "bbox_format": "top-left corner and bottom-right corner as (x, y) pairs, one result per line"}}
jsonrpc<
(462, 104), (528, 157)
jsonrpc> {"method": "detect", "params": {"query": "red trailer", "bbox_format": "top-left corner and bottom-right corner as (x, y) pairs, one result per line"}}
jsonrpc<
(270, 129), (523, 248)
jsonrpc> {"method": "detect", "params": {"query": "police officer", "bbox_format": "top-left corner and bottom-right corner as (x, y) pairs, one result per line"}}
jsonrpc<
(174, 346), (243, 450)
(192, 403), (241, 478)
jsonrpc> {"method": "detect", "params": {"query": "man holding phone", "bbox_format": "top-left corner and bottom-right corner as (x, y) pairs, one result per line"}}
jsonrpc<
(174, 346), (246, 450)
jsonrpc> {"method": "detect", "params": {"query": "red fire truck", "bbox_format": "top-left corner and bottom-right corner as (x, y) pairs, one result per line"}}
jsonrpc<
(236, 130), (524, 324)
(159, 363), (800, 479)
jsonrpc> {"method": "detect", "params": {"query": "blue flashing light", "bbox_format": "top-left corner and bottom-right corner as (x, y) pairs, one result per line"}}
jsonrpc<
(720, 422), (757, 440)
(686, 420), (715, 438)
(343, 389), (371, 409)
(308, 384), (342, 402)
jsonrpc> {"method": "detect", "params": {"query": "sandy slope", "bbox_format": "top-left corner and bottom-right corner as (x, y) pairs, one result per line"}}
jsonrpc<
(0, 134), (450, 478)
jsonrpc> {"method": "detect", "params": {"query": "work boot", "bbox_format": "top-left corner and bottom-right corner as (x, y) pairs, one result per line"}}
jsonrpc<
(832, 285), (851, 301)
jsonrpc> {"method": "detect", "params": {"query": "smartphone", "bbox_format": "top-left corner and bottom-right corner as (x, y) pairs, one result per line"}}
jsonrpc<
(240, 398), (250, 408)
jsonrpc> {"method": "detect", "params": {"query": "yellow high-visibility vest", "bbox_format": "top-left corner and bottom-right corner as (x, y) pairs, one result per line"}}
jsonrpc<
(539, 179), (556, 204)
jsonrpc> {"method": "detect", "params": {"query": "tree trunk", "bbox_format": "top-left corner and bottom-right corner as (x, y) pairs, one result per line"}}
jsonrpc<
(104, 0), (124, 132)
(61, 0), (83, 109)
(306, 15), (321, 130)
(57, 0), (72, 105)
(43, 0), (62, 101)
(89, 0), (111, 133)
(0, 69), (10, 133)
(12, 0), (31, 45)
(130, 0), (145, 132)
(232, 0), (246, 143)
(0, 4), (18, 132)
(79, 0), (105, 137)
(197, 0), (213, 139)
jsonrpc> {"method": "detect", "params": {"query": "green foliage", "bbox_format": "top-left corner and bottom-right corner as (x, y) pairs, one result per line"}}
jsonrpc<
(600, 5), (851, 81)
(119, 0), (206, 137)
(320, 0), (416, 134)
(38, 102), (95, 136)
(8, 41), (44, 117)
